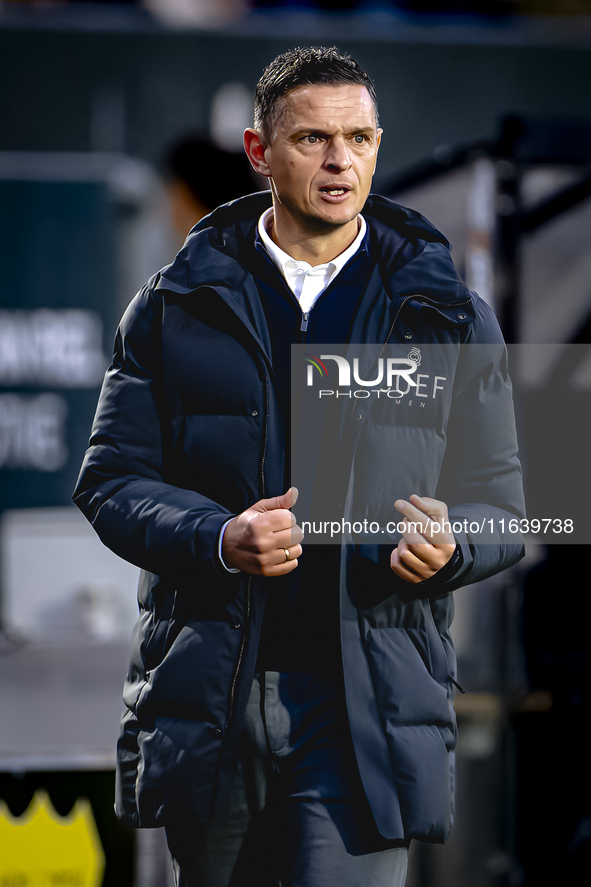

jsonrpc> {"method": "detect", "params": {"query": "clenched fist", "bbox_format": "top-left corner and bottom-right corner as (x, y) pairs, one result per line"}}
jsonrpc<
(390, 494), (456, 584)
(222, 487), (304, 576)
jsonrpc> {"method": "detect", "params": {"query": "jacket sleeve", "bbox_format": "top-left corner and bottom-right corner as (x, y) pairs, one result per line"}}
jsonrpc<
(361, 296), (525, 603)
(72, 279), (235, 584)
(418, 294), (526, 595)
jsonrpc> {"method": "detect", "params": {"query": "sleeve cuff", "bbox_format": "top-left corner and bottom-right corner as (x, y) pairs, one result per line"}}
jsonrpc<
(217, 518), (241, 574)
(419, 542), (464, 588)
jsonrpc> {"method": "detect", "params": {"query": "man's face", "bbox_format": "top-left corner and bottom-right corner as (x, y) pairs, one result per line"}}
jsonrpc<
(260, 83), (382, 234)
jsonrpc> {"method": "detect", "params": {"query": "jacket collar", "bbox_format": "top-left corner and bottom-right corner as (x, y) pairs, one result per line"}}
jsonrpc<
(362, 194), (475, 327)
(155, 191), (475, 329)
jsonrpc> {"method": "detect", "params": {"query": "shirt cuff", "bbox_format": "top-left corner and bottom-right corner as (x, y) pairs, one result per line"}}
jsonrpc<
(420, 542), (463, 587)
(217, 518), (241, 573)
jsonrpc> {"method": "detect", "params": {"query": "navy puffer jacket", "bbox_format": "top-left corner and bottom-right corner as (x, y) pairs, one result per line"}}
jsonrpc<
(73, 192), (524, 842)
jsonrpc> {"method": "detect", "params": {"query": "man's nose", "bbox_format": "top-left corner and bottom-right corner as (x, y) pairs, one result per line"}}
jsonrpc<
(323, 137), (351, 171)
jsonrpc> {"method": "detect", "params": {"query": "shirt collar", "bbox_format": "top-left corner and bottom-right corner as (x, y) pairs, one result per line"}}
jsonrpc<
(257, 207), (367, 283)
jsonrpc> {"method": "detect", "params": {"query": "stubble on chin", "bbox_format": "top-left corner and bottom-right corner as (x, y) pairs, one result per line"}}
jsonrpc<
(273, 191), (360, 236)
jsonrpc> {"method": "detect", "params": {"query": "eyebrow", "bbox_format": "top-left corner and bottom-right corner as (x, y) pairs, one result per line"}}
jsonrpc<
(291, 126), (376, 139)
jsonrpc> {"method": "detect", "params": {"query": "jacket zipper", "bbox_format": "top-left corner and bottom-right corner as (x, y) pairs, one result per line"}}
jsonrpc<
(300, 292), (324, 333)
(259, 366), (269, 497)
(226, 576), (252, 728)
(426, 601), (466, 694)
(347, 293), (414, 429)
(226, 363), (269, 728)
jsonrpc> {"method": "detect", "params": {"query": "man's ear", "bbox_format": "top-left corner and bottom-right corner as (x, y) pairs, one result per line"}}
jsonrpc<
(244, 129), (271, 178)
(374, 128), (383, 174)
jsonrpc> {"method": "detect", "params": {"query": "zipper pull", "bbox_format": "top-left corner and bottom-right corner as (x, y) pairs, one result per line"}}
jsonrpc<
(300, 312), (309, 332)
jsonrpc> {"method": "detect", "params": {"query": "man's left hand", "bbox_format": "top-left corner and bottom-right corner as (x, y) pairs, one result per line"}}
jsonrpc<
(390, 494), (456, 584)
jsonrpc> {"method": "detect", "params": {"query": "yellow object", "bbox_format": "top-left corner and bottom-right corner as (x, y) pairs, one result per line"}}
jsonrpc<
(0, 789), (105, 887)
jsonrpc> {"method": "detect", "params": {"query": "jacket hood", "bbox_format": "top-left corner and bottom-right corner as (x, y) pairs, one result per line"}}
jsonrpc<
(156, 191), (474, 321)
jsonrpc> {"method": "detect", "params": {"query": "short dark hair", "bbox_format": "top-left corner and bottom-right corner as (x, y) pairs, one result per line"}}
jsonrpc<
(165, 136), (257, 210)
(254, 46), (379, 141)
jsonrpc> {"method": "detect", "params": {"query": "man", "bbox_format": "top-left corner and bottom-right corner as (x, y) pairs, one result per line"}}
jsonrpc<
(164, 136), (261, 247)
(74, 47), (525, 887)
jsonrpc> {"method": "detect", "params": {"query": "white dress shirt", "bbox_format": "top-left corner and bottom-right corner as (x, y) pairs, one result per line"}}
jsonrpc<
(258, 207), (367, 315)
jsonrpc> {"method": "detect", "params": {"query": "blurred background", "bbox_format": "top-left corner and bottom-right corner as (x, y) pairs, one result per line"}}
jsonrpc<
(1, 2), (590, 885)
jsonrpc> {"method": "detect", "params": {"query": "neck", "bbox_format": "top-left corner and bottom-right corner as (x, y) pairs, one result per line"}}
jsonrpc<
(269, 207), (360, 266)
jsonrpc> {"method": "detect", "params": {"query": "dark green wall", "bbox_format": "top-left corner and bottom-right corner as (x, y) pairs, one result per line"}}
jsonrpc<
(1, 28), (590, 182)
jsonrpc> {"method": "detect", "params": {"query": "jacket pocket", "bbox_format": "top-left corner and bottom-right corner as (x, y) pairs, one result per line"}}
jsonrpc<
(142, 590), (183, 672)
(424, 600), (451, 687)
(360, 623), (453, 727)
(135, 717), (221, 827)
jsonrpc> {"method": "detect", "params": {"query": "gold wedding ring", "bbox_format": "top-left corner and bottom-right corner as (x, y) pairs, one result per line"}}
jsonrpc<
(284, 548), (291, 562)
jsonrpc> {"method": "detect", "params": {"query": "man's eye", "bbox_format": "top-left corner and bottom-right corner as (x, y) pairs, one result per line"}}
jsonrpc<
(304, 135), (319, 143)
(353, 134), (367, 144)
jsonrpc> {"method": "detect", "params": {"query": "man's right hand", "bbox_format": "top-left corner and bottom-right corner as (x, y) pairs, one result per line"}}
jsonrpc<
(222, 487), (303, 576)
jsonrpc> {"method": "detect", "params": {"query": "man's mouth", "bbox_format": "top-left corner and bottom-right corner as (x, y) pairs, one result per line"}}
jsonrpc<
(319, 187), (349, 195)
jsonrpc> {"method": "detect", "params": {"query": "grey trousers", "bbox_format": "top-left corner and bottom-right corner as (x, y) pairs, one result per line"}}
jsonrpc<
(165, 671), (408, 887)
